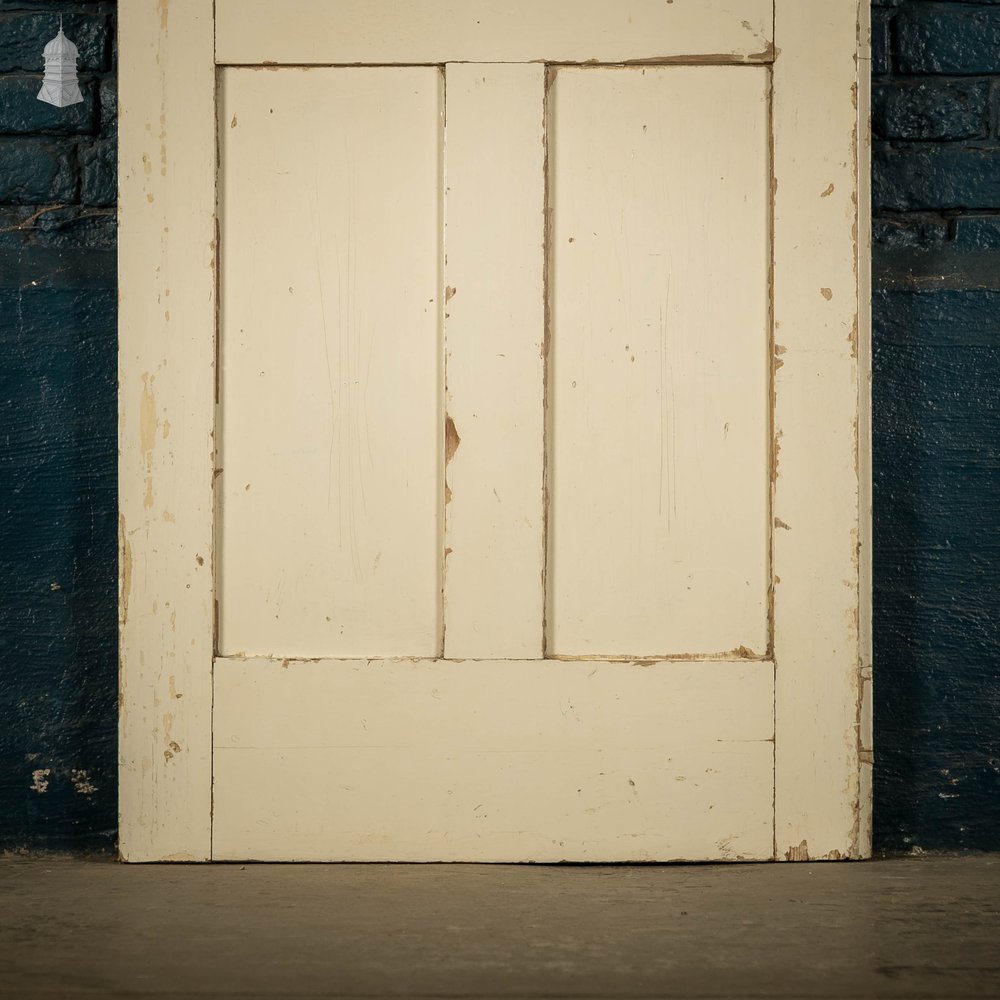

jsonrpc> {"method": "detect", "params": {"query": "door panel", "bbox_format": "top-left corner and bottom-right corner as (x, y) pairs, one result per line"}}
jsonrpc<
(546, 67), (770, 658)
(213, 657), (774, 862)
(218, 68), (443, 659)
(443, 64), (546, 659)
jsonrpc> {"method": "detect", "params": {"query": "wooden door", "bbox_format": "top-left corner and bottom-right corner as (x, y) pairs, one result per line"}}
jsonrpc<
(119, 1), (872, 862)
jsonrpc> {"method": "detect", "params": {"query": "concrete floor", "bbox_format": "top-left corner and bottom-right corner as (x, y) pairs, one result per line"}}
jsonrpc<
(1, 856), (998, 999)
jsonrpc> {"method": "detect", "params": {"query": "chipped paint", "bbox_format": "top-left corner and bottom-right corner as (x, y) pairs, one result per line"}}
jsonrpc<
(785, 839), (810, 862)
(444, 415), (461, 464)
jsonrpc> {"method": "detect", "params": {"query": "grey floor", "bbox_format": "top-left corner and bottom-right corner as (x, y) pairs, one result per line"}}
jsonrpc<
(1, 856), (998, 999)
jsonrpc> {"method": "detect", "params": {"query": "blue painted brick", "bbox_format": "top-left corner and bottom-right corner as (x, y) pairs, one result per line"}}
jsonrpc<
(872, 9), (893, 77)
(897, 4), (1000, 75)
(79, 138), (115, 206)
(0, 12), (110, 73)
(873, 145), (1000, 211)
(0, 205), (116, 249)
(872, 79), (989, 140)
(953, 215), (1000, 250)
(0, 75), (97, 135)
(0, 138), (77, 203)
(872, 217), (949, 251)
(98, 77), (115, 139)
(0, 277), (117, 853)
(873, 289), (1000, 347)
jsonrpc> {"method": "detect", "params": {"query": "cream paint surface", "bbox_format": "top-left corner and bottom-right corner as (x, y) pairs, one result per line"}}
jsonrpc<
(120, 1), (870, 863)
(118, 0), (216, 862)
(217, 68), (442, 659)
(215, 0), (774, 66)
(213, 657), (775, 862)
(546, 67), (770, 658)
(443, 64), (546, 659)
(772, 2), (871, 859)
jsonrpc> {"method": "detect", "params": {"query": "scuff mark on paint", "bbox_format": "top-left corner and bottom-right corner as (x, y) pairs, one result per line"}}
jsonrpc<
(119, 513), (132, 626)
(140, 373), (157, 508)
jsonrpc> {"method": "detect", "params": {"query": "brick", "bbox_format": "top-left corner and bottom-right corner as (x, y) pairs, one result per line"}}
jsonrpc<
(0, 12), (110, 73)
(0, 205), (115, 249)
(98, 77), (115, 139)
(953, 215), (1000, 249)
(872, 217), (949, 251)
(873, 289), (1000, 347)
(897, 5), (1000, 75)
(79, 138), (115, 206)
(0, 75), (96, 135)
(0, 138), (77, 204)
(872, 9), (893, 77)
(873, 79), (988, 141)
(873, 144), (1000, 211)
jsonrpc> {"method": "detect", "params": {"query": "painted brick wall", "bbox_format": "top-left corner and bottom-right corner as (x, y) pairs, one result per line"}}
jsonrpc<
(872, 0), (1000, 852)
(0, 0), (117, 851)
(1, 2), (998, 853)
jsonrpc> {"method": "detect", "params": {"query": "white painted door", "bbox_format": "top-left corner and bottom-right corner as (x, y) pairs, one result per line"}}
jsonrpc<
(119, 1), (872, 863)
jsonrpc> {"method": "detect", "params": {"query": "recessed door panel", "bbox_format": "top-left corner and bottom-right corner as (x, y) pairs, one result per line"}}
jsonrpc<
(217, 68), (443, 659)
(547, 67), (771, 658)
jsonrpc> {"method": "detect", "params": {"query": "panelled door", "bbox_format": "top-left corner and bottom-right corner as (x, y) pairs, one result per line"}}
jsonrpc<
(119, 1), (872, 862)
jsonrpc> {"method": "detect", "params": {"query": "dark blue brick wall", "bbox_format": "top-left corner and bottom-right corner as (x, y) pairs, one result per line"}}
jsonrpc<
(0, 2), (998, 854)
(873, 0), (1000, 852)
(0, 0), (117, 852)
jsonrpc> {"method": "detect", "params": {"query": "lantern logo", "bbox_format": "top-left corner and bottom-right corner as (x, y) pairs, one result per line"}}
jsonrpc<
(37, 22), (84, 108)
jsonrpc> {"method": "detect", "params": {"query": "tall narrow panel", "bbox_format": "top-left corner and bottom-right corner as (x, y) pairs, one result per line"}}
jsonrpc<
(547, 67), (770, 658)
(218, 68), (442, 658)
(213, 657), (775, 862)
(443, 64), (546, 659)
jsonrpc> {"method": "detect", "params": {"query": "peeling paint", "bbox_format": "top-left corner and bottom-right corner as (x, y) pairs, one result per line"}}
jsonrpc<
(785, 839), (810, 862)
(119, 513), (132, 626)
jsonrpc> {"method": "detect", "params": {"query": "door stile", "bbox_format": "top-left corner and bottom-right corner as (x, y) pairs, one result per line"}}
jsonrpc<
(118, 0), (217, 862)
(772, 0), (871, 861)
